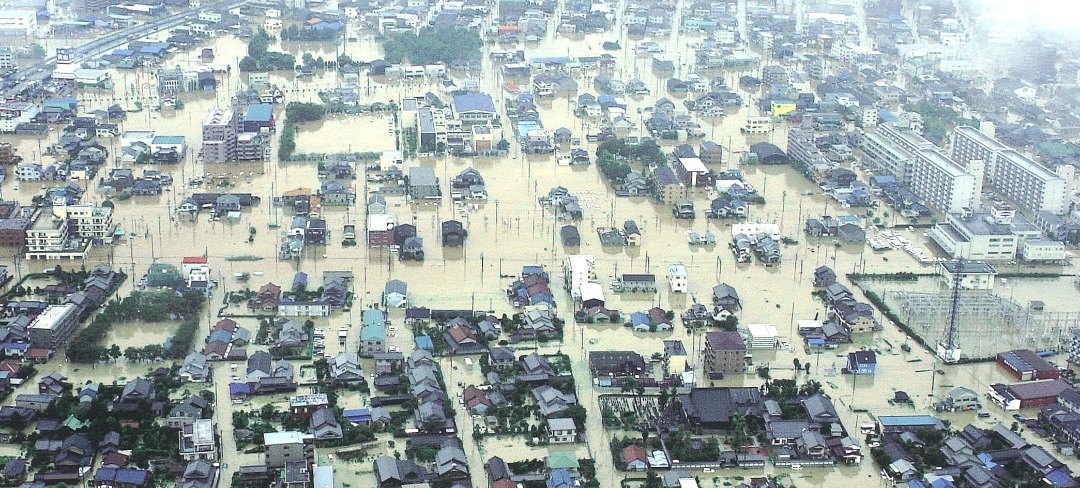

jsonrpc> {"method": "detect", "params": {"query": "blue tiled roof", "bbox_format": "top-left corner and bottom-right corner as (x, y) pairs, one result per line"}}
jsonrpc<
(454, 93), (496, 113)
(244, 103), (273, 122)
(416, 335), (434, 350)
(229, 383), (250, 395)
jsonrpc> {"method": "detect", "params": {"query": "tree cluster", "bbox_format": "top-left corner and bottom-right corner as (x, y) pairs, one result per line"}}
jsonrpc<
(381, 27), (482, 66)
(66, 291), (204, 363)
(281, 24), (342, 42)
(239, 29), (296, 72)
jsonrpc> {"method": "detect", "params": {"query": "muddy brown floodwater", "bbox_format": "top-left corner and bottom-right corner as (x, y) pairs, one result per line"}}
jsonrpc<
(5, 0), (1080, 486)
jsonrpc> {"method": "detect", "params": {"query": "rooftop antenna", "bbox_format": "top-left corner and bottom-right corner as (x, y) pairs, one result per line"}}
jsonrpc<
(937, 259), (964, 363)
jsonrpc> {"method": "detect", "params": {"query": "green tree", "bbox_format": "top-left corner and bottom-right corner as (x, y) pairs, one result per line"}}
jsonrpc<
(109, 344), (122, 362)
(644, 470), (662, 488)
(729, 413), (748, 450)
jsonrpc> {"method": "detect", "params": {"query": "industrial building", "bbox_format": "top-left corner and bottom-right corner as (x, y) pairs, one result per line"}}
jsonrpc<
(996, 349), (1060, 381)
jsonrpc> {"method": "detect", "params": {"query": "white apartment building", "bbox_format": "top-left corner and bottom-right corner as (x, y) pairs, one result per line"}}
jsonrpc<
(0, 9), (37, 37)
(992, 150), (1069, 216)
(25, 202), (113, 259)
(908, 149), (982, 214)
(0, 46), (16, 70)
(952, 125), (1007, 177)
(861, 132), (914, 184)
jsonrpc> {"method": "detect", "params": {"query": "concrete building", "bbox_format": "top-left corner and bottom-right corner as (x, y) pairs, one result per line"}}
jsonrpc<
(200, 107), (237, 163)
(990, 150), (1069, 216)
(25, 203), (113, 260)
(666, 263), (687, 293)
(927, 207), (1022, 260)
(952, 125), (1007, 176)
(201, 101), (268, 163)
(861, 123), (935, 184)
(0, 46), (16, 70)
(939, 260), (996, 290)
(704, 331), (746, 376)
(28, 304), (79, 348)
(0, 9), (36, 36)
(562, 255), (595, 300)
(264, 431), (313, 468)
(179, 419), (217, 461)
(908, 149), (982, 214)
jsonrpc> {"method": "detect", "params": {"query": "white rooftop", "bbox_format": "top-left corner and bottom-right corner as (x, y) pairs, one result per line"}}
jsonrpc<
(264, 430), (305, 445)
(747, 323), (778, 337)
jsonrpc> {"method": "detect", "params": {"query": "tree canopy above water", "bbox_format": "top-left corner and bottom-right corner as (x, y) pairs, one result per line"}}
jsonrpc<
(381, 27), (482, 66)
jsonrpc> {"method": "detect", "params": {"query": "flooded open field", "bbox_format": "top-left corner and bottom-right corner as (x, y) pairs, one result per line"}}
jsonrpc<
(4, 0), (1080, 486)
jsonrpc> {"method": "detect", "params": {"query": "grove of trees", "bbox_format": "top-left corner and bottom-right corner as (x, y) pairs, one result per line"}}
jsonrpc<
(381, 27), (482, 66)
(239, 29), (296, 72)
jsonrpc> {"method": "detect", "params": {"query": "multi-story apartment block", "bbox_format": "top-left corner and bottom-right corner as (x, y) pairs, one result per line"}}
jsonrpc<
(201, 108), (236, 163)
(0, 9), (37, 37)
(990, 150), (1069, 216)
(787, 125), (830, 178)
(28, 303), (79, 348)
(952, 126), (1072, 216)
(909, 149), (983, 214)
(952, 125), (1007, 175)
(25, 202), (113, 259)
(200, 101), (269, 163)
(0, 46), (16, 70)
(704, 331), (746, 376)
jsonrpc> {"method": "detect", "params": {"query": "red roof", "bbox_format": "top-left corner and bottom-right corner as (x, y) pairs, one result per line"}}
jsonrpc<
(182, 256), (208, 264)
(621, 444), (647, 463)
(26, 348), (52, 359)
(493, 480), (517, 488)
(0, 360), (21, 374)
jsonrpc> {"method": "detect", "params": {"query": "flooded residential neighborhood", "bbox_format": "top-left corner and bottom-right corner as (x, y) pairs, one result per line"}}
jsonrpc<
(1, 0), (1080, 488)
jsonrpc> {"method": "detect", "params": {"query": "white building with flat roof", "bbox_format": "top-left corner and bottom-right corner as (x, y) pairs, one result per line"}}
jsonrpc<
(991, 150), (1068, 216)
(952, 125), (1007, 175)
(563, 255), (595, 300)
(731, 223), (781, 241)
(0, 9), (36, 36)
(667, 263), (687, 293)
(28, 304), (80, 348)
(928, 210), (1019, 260)
(909, 149), (982, 214)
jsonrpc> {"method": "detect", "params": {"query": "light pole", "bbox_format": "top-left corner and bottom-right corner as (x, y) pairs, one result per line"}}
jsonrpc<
(915, 361), (939, 406)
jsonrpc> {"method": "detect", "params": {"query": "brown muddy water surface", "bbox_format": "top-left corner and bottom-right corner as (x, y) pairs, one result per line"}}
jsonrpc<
(5, 2), (1080, 487)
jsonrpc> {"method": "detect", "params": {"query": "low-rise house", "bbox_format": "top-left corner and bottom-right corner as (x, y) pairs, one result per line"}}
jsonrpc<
(622, 445), (647, 471)
(179, 419), (216, 461)
(532, 385), (577, 415)
(179, 353), (211, 382)
(846, 350), (877, 375)
(384, 280), (408, 308)
(489, 347), (515, 370)
(547, 417), (577, 444)
(589, 351), (646, 377)
(310, 406), (343, 441)
(373, 351), (404, 374)
(330, 352), (364, 385)
(116, 378), (154, 411)
(168, 395), (211, 428)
